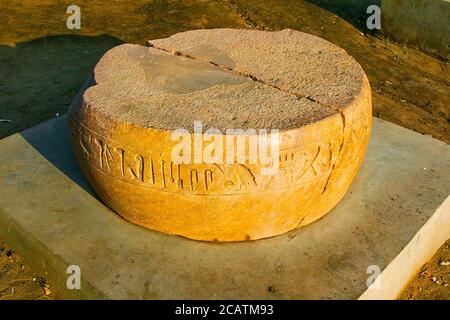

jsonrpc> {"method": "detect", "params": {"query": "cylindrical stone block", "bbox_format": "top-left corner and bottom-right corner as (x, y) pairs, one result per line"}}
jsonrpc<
(69, 29), (372, 242)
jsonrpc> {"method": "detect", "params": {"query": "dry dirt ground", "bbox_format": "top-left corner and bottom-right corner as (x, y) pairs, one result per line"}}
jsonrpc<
(399, 239), (450, 300)
(0, 241), (55, 300)
(0, 0), (448, 299)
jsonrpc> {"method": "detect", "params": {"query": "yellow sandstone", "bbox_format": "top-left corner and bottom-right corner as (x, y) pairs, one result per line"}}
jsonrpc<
(68, 29), (372, 242)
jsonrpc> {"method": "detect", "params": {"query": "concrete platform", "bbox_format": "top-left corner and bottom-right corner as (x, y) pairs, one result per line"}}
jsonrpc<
(0, 116), (449, 299)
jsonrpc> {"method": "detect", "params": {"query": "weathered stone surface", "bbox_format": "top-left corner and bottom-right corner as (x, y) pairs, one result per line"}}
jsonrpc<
(149, 28), (367, 109)
(69, 29), (372, 241)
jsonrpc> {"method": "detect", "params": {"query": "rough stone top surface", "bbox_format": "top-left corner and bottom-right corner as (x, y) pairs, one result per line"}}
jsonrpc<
(83, 29), (367, 132)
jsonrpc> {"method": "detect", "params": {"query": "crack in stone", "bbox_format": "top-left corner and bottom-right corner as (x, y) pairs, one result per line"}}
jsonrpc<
(295, 216), (306, 229)
(321, 112), (346, 195)
(147, 42), (336, 109)
(147, 42), (349, 168)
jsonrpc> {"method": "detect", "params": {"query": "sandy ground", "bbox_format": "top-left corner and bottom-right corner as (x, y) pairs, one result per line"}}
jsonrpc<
(399, 239), (450, 300)
(0, 0), (448, 299)
(0, 241), (55, 300)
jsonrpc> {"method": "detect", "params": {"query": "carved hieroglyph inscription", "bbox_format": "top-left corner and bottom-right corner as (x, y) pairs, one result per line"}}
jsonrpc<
(67, 29), (374, 241)
(71, 119), (352, 195)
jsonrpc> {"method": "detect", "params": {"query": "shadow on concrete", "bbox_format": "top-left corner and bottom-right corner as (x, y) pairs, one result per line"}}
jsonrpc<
(21, 115), (95, 196)
(0, 34), (123, 140)
(0, 34), (125, 194)
(305, 0), (381, 33)
(4, 34), (124, 196)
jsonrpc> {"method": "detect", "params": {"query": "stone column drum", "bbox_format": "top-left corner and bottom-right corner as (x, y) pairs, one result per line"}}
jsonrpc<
(68, 29), (372, 242)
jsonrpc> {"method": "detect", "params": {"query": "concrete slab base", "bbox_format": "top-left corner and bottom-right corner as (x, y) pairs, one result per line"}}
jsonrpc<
(0, 116), (449, 299)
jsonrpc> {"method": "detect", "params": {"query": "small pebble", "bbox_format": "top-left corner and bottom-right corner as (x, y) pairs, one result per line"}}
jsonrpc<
(44, 286), (51, 296)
